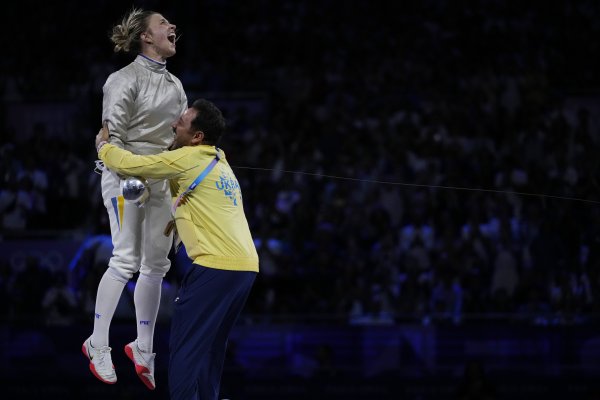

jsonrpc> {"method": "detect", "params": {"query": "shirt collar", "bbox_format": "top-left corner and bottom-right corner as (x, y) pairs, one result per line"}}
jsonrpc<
(135, 54), (167, 74)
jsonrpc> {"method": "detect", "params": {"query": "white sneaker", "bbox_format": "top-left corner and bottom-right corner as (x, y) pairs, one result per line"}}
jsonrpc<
(82, 337), (117, 384)
(124, 339), (156, 390)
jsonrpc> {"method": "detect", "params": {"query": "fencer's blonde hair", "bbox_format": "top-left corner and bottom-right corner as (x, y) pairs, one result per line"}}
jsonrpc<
(110, 8), (156, 54)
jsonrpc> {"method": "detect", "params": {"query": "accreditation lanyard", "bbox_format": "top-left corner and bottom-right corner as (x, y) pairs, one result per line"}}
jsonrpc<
(171, 149), (221, 216)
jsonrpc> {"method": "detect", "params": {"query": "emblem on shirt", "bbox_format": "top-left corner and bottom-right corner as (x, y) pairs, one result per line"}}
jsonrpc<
(215, 167), (241, 206)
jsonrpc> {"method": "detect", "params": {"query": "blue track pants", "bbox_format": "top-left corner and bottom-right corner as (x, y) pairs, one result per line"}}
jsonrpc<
(168, 265), (256, 400)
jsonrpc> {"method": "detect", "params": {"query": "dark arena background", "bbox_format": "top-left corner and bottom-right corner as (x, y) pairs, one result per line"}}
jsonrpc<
(2, 0), (600, 399)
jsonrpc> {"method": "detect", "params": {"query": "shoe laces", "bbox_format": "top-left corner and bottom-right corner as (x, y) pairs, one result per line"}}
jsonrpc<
(94, 345), (113, 368)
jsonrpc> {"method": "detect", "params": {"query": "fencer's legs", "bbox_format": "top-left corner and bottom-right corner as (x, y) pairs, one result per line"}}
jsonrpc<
(88, 172), (173, 387)
(91, 170), (143, 347)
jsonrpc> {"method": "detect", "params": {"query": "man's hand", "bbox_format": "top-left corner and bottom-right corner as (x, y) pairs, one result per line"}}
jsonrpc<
(95, 121), (110, 150)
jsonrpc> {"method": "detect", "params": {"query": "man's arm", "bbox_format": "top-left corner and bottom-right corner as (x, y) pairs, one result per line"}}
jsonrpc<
(96, 123), (184, 179)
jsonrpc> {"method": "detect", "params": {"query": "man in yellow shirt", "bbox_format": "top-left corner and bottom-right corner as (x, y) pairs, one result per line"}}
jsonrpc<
(95, 99), (258, 400)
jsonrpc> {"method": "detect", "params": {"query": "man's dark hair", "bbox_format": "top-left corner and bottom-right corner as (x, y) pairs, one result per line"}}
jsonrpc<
(190, 99), (226, 145)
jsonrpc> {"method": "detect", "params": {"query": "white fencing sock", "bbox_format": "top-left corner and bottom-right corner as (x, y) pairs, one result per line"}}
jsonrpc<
(134, 273), (163, 353)
(91, 270), (126, 347)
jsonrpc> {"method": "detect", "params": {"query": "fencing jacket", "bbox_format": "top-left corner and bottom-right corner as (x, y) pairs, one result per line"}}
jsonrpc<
(102, 54), (187, 155)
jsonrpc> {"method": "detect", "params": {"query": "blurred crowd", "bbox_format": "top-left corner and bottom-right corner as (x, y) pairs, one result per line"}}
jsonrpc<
(1, 0), (600, 326)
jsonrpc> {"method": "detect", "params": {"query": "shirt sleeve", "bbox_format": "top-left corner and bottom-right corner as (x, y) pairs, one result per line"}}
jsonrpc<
(99, 143), (187, 179)
(102, 71), (136, 149)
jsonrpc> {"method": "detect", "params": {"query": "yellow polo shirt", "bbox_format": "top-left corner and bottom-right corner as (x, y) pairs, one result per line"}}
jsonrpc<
(99, 143), (259, 272)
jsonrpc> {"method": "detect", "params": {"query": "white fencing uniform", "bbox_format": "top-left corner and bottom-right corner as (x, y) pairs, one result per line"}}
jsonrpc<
(101, 54), (187, 282)
(89, 54), (187, 354)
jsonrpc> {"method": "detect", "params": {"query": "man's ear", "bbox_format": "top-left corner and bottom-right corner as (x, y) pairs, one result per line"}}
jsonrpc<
(191, 130), (204, 145)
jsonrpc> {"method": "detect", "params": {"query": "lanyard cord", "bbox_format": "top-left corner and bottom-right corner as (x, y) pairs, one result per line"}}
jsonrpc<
(171, 149), (222, 216)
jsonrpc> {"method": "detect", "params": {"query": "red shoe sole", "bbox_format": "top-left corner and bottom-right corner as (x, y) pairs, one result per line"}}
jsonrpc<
(124, 344), (155, 390)
(82, 342), (116, 384)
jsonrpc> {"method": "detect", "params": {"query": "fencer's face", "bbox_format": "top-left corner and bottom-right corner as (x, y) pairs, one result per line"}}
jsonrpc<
(169, 108), (202, 150)
(142, 13), (177, 60)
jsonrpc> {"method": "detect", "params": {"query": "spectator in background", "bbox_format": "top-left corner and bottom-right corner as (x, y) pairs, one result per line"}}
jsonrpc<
(430, 266), (464, 324)
(42, 271), (78, 326)
(490, 240), (519, 301)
